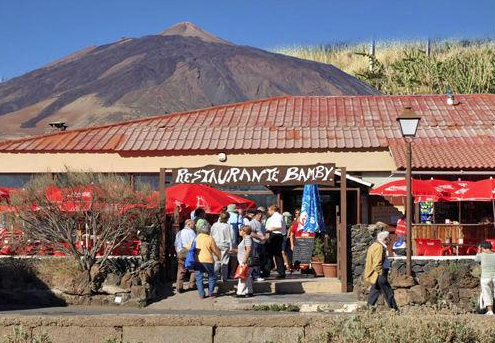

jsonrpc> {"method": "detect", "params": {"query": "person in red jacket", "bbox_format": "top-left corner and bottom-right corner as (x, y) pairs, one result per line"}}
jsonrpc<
(395, 215), (407, 239)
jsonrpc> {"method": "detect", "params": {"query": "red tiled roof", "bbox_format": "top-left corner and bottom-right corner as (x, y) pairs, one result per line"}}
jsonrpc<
(0, 94), (494, 170)
(389, 137), (495, 170)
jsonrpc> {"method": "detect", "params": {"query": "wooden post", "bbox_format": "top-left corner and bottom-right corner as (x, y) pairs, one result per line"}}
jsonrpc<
(356, 188), (361, 224)
(338, 167), (349, 292)
(159, 168), (167, 281)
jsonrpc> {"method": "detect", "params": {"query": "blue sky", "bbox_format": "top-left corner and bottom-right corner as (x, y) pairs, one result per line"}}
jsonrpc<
(1, 0), (494, 79)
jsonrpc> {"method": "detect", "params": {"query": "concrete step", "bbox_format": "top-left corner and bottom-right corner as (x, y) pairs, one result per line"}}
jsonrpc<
(218, 277), (342, 294)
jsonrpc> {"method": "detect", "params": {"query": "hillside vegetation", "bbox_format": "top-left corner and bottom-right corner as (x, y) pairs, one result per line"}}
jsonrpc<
(275, 40), (495, 95)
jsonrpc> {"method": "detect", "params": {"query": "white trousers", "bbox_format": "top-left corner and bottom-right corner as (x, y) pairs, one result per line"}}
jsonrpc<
(481, 277), (495, 307)
(237, 268), (253, 295)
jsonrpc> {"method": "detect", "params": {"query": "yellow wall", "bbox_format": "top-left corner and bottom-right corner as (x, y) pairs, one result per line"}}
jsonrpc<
(0, 150), (396, 173)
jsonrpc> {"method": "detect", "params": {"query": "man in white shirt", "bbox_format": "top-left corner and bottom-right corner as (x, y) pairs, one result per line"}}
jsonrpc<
(174, 219), (197, 293)
(265, 205), (286, 279)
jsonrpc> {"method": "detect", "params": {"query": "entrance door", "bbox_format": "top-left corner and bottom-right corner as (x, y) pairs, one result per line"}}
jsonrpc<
(281, 188), (359, 235)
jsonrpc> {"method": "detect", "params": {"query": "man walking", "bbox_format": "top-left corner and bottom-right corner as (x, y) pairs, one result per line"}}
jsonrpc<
(364, 231), (399, 311)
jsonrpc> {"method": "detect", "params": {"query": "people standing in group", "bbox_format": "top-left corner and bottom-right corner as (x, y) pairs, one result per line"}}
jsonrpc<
(211, 211), (236, 282)
(249, 209), (268, 281)
(174, 219), (197, 293)
(475, 241), (495, 315)
(194, 208), (211, 233)
(227, 204), (244, 243)
(265, 205), (286, 279)
(236, 225), (254, 297)
(364, 231), (399, 311)
(188, 223), (221, 299)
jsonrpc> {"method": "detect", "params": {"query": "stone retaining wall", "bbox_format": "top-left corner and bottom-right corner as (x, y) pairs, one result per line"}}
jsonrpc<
(0, 256), (160, 308)
(351, 224), (481, 310)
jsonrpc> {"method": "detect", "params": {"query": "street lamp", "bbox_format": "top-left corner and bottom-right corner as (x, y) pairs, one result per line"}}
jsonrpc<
(396, 106), (421, 276)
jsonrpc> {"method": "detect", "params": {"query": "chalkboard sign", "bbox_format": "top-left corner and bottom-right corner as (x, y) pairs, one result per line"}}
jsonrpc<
(292, 237), (315, 265)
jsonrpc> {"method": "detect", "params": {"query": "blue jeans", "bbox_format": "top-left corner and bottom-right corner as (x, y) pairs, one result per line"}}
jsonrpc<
(195, 263), (216, 297)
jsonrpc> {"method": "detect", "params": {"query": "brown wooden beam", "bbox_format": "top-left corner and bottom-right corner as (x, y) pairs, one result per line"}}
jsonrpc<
(339, 167), (349, 292)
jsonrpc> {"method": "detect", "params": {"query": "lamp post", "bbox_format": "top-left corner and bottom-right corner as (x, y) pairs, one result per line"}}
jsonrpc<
(396, 107), (421, 276)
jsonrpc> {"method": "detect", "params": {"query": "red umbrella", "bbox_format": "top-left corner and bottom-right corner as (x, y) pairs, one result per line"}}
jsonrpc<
(370, 179), (446, 201)
(455, 179), (495, 201)
(148, 184), (256, 214)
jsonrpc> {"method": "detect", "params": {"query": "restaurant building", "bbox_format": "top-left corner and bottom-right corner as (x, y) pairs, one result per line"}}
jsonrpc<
(0, 93), (494, 227)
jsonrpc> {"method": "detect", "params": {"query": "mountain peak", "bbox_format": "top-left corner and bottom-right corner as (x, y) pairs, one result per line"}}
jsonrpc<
(159, 22), (231, 45)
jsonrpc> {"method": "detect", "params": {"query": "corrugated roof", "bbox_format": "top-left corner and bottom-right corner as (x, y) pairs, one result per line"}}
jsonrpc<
(0, 94), (494, 170)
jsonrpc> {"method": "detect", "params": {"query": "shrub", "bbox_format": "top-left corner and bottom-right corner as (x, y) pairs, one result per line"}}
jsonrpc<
(275, 40), (495, 95)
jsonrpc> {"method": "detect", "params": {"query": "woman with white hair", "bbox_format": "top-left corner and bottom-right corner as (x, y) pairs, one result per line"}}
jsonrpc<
(364, 231), (399, 311)
(187, 223), (221, 299)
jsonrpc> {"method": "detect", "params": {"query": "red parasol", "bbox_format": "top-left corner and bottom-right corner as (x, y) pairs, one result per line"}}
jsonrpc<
(370, 179), (446, 201)
(454, 179), (495, 201)
(148, 184), (256, 214)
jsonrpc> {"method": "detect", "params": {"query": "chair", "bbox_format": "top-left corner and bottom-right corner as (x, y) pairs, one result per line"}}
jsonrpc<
(414, 238), (427, 256)
(424, 239), (452, 256)
(459, 238), (479, 255)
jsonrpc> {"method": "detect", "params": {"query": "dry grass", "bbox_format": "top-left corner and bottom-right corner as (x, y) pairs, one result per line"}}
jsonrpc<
(274, 40), (495, 94)
(304, 310), (495, 343)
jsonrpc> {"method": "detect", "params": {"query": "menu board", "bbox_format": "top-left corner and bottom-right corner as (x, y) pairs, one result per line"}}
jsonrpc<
(292, 237), (315, 265)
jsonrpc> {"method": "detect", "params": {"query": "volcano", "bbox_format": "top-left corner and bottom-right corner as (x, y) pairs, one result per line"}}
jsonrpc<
(0, 22), (379, 139)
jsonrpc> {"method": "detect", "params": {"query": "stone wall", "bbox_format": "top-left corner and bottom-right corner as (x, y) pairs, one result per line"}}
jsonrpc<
(0, 224), (162, 308)
(351, 224), (480, 310)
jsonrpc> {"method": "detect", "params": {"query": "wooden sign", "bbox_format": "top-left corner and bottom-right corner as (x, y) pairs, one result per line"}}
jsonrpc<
(171, 163), (335, 186)
(292, 237), (315, 265)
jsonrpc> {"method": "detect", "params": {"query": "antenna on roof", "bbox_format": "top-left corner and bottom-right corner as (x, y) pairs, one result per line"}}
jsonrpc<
(446, 88), (455, 106)
(48, 121), (68, 131)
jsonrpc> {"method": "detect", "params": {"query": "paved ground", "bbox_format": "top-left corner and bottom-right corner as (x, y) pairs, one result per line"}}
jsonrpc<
(0, 292), (358, 316)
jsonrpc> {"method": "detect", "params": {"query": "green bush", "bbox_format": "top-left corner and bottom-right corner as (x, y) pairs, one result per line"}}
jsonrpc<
(275, 40), (495, 95)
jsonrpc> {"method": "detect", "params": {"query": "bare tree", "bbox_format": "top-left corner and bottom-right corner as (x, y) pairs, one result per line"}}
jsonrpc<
(10, 172), (157, 279)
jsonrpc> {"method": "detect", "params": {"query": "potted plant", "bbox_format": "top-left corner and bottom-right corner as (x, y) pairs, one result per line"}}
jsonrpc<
(322, 236), (337, 278)
(311, 237), (325, 276)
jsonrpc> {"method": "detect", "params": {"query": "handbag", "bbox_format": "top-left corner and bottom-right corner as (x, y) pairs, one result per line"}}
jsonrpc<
(234, 264), (249, 280)
(247, 256), (260, 267)
(184, 238), (198, 270)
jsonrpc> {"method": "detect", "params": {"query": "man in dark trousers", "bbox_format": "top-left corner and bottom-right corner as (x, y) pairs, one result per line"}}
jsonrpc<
(264, 205), (286, 279)
(364, 230), (399, 311)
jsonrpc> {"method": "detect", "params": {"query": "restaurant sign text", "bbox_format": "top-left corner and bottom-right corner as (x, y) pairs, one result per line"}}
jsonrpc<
(172, 163), (335, 186)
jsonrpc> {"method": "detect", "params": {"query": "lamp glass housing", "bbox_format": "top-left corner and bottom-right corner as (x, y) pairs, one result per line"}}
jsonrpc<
(397, 107), (421, 137)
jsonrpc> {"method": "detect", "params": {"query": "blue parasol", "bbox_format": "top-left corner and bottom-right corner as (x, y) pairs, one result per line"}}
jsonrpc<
(300, 184), (325, 233)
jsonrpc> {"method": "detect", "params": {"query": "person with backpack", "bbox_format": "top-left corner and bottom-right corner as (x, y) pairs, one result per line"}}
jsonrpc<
(186, 223), (221, 299)
(174, 219), (197, 293)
